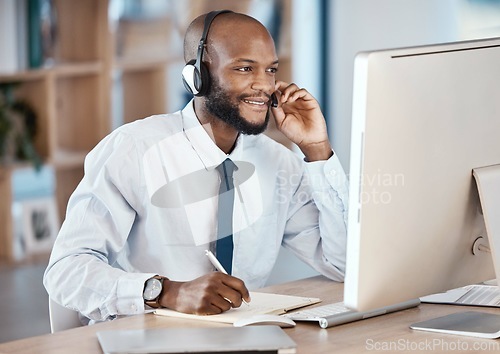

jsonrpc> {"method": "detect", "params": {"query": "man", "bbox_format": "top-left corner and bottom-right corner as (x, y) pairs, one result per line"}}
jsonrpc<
(44, 11), (348, 323)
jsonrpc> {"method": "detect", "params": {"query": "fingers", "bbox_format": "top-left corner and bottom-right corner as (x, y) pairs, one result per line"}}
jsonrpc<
(220, 276), (251, 308)
(198, 274), (249, 314)
(168, 273), (250, 316)
(274, 81), (314, 106)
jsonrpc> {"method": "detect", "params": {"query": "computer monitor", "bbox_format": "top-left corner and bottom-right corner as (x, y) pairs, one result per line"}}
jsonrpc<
(344, 37), (500, 312)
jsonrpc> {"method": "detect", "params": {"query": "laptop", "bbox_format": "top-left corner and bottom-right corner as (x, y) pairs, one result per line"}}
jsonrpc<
(283, 298), (421, 329)
(421, 284), (500, 307)
(97, 326), (296, 354)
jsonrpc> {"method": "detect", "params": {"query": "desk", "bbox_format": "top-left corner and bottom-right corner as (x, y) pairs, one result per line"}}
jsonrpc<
(0, 276), (498, 353)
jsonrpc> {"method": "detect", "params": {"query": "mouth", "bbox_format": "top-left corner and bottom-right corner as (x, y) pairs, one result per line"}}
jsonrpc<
(241, 97), (270, 110)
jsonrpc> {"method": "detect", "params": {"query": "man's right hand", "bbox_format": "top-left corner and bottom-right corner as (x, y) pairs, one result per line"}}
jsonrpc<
(158, 272), (251, 315)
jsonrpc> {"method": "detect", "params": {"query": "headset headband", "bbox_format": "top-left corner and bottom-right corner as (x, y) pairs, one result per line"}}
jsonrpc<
(195, 10), (233, 74)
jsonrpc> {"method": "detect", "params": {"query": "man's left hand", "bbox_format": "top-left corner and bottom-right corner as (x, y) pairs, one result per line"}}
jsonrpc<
(271, 81), (333, 161)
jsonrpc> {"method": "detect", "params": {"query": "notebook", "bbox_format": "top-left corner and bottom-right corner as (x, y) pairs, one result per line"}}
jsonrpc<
(154, 291), (320, 324)
(97, 326), (297, 354)
(421, 284), (500, 307)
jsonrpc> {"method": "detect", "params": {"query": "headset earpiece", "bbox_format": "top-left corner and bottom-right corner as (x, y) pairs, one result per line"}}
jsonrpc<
(181, 10), (233, 97)
(182, 59), (198, 95)
(182, 59), (211, 97)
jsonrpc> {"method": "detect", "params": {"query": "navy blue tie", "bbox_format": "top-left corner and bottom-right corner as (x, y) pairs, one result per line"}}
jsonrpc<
(215, 158), (237, 274)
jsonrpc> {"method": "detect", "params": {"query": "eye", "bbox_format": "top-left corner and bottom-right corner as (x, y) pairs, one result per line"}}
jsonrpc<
(237, 67), (252, 72)
(267, 67), (278, 74)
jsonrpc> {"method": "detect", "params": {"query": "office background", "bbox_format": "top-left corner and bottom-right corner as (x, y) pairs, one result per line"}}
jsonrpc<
(1, 0), (500, 344)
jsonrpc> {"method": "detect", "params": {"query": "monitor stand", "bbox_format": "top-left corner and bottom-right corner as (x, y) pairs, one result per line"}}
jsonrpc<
(473, 164), (500, 282)
(411, 164), (500, 338)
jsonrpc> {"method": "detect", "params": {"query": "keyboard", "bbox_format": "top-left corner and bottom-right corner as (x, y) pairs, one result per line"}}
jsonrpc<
(283, 298), (420, 329)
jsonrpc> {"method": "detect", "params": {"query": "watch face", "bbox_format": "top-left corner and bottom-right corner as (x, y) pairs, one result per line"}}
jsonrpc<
(143, 278), (162, 301)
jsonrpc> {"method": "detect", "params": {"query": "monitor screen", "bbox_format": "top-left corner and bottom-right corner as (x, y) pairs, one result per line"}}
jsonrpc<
(344, 37), (500, 312)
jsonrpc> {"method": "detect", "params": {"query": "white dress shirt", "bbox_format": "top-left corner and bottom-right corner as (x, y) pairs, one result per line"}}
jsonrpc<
(43, 100), (349, 323)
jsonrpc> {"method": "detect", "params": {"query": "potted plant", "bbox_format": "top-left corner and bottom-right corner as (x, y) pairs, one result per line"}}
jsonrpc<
(0, 83), (42, 171)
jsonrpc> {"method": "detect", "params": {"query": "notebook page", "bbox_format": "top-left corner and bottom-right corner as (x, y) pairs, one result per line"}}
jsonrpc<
(154, 291), (321, 324)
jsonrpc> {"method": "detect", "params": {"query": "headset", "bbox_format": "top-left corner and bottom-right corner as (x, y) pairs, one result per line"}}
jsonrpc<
(182, 10), (278, 107)
(182, 10), (232, 97)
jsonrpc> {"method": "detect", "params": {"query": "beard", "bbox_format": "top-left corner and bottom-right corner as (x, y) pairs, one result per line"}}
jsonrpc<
(204, 77), (270, 135)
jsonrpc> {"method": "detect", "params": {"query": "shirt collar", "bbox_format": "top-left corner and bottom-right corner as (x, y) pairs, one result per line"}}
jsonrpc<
(181, 100), (244, 169)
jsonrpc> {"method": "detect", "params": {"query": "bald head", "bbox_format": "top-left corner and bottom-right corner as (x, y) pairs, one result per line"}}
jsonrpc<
(183, 11), (275, 63)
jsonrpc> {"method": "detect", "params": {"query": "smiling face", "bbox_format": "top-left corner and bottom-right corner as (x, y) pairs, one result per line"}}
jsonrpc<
(202, 14), (278, 135)
(204, 75), (271, 135)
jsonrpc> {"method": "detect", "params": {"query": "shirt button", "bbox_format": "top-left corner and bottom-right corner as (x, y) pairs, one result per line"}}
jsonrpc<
(131, 304), (137, 312)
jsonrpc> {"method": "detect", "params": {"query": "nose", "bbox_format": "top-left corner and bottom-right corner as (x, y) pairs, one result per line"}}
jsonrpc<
(251, 71), (275, 96)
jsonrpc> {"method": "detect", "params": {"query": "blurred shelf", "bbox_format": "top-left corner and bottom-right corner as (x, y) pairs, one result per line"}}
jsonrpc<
(0, 62), (102, 83)
(52, 61), (103, 78)
(0, 69), (48, 83)
(114, 56), (183, 72)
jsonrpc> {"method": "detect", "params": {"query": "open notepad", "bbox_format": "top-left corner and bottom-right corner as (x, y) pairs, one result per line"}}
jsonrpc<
(154, 292), (321, 324)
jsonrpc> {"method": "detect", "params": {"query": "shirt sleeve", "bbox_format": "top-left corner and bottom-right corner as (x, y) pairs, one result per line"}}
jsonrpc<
(43, 131), (155, 322)
(281, 152), (349, 281)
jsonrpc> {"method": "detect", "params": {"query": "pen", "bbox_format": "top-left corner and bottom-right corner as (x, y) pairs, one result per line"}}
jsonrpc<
(205, 249), (228, 274)
(205, 249), (249, 306)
